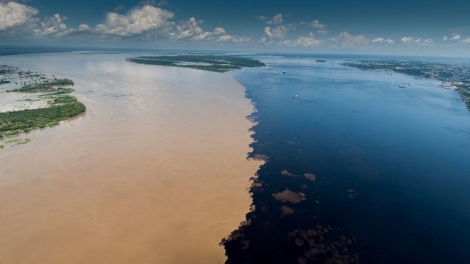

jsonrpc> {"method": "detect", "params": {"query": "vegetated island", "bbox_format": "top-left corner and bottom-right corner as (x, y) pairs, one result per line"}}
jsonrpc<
(0, 64), (85, 145)
(126, 54), (266, 73)
(342, 60), (470, 110)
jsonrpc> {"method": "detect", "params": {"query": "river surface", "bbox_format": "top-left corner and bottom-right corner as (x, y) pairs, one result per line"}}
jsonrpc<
(1, 52), (470, 264)
(223, 54), (470, 264)
(0, 52), (261, 264)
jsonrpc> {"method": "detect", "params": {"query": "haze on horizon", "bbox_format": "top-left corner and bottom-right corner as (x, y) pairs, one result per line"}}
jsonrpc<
(1, 0), (470, 56)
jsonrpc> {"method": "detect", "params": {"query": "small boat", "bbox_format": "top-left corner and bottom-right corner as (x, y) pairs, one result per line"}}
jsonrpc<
(294, 95), (298, 98)
(283, 71), (286, 74)
(399, 85), (406, 88)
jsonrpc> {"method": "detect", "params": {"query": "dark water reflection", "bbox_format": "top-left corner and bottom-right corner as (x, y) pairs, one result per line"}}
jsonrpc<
(224, 55), (470, 264)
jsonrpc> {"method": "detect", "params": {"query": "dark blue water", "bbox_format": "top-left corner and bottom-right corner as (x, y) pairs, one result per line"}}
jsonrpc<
(223, 55), (470, 264)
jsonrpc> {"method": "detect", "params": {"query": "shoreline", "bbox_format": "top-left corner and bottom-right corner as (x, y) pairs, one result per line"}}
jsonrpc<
(0, 53), (262, 264)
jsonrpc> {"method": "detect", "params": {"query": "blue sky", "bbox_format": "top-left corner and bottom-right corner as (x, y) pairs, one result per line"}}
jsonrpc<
(1, 0), (470, 56)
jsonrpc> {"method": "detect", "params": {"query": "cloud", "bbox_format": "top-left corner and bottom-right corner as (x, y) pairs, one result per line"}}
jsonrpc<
(450, 34), (461, 40)
(34, 14), (71, 36)
(422, 38), (433, 45)
(191, 26), (225, 41)
(98, 5), (174, 37)
(169, 17), (241, 43)
(257, 16), (268, 21)
(217, 34), (249, 43)
(298, 19), (327, 33)
(336, 31), (368, 46)
(310, 20), (326, 29)
(462, 38), (470, 44)
(0, 2), (38, 31)
(443, 36), (448, 41)
(372, 37), (394, 44)
(78, 24), (91, 31)
(171, 17), (202, 39)
(293, 32), (321, 47)
(401, 37), (434, 46)
(266, 14), (283, 25)
(172, 22), (245, 44)
(214, 27), (225, 35)
(264, 25), (289, 39)
(401, 37), (414, 44)
(0, 2), (249, 45)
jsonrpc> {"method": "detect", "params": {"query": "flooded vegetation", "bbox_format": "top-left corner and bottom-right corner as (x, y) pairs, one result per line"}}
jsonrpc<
(0, 65), (85, 140)
(8, 78), (74, 93)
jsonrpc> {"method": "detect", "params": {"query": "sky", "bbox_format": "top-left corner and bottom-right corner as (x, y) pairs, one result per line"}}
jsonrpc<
(1, 0), (470, 56)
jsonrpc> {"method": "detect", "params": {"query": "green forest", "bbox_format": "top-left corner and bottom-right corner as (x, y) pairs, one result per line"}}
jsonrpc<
(0, 95), (85, 136)
(127, 55), (266, 73)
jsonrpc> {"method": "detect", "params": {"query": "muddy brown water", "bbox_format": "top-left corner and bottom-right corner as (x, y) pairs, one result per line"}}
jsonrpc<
(0, 53), (261, 264)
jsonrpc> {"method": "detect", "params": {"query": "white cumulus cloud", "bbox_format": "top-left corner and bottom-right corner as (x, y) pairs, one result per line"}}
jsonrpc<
(293, 32), (322, 47)
(401, 37), (414, 44)
(191, 26), (227, 41)
(336, 31), (368, 46)
(422, 38), (433, 45)
(264, 25), (289, 39)
(371, 37), (395, 44)
(400, 37), (434, 46)
(98, 5), (174, 37)
(171, 17), (202, 39)
(78, 24), (91, 31)
(214, 27), (225, 35)
(450, 34), (461, 40)
(310, 20), (326, 29)
(266, 14), (283, 25)
(0, 2), (38, 31)
(299, 19), (327, 33)
(35, 14), (71, 36)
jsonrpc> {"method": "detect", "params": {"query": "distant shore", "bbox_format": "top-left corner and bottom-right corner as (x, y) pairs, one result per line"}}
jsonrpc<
(342, 60), (470, 111)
